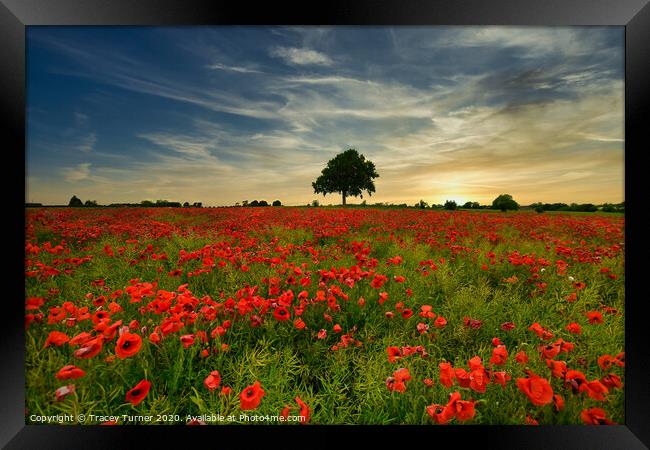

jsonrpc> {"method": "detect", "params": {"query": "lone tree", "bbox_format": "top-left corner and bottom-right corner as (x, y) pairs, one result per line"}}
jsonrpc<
(312, 149), (379, 205)
(68, 195), (83, 207)
(492, 194), (519, 212)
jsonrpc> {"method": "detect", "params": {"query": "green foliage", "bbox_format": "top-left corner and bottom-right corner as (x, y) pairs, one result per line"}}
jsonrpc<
(462, 201), (480, 209)
(312, 149), (379, 205)
(68, 195), (83, 207)
(444, 200), (458, 210)
(492, 194), (519, 212)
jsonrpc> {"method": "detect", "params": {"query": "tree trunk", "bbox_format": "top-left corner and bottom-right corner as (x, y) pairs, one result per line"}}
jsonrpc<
(342, 192), (346, 205)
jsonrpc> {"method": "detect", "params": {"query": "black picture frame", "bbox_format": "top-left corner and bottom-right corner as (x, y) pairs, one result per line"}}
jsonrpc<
(3, 0), (649, 448)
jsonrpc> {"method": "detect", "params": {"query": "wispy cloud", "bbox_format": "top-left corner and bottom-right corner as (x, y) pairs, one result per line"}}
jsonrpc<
(207, 63), (262, 73)
(61, 163), (92, 182)
(270, 46), (333, 66)
(76, 133), (96, 153)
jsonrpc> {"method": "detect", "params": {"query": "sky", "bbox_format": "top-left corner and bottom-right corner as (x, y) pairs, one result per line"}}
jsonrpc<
(26, 26), (624, 206)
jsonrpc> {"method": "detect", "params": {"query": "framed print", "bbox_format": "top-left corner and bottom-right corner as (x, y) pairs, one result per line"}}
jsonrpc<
(2, 0), (649, 447)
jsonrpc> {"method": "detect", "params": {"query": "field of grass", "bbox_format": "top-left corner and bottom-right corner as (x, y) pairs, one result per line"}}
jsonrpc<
(25, 207), (624, 425)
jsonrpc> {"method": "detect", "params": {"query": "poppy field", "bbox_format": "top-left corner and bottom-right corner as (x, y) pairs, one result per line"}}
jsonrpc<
(25, 207), (625, 425)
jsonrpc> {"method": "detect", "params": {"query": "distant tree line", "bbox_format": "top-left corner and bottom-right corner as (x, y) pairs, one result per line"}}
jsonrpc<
(62, 196), (204, 208)
(25, 195), (623, 213)
(237, 200), (282, 207)
(529, 202), (624, 213)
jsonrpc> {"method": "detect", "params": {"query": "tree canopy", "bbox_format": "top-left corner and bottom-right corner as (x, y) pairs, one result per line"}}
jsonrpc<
(492, 194), (519, 211)
(68, 195), (83, 207)
(312, 149), (379, 205)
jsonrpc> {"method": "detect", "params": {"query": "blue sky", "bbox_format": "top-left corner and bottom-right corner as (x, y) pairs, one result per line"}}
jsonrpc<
(26, 26), (624, 206)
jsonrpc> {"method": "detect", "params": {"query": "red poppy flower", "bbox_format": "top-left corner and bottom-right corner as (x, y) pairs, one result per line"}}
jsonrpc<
(469, 369), (488, 393)
(500, 322), (516, 331)
(55, 365), (85, 380)
(601, 373), (623, 389)
(439, 362), (456, 388)
(295, 396), (311, 424)
(490, 345), (508, 365)
(401, 309), (413, 319)
(454, 399), (476, 422)
(565, 370), (588, 394)
(528, 322), (553, 340)
(586, 311), (603, 324)
(419, 305), (436, 319)
(273, 306), (290, 321)
(211, 326), (226, 338)
(73, 335), (104, 359)
(566, 322), (581, 334)
(115, 332), (142, 359)
(387, 346), (402, 363)
(492, 371), (511, 387)
(240, 381), (265, 410)
(426, 391), (474, 424)
(69, 332), (93, 346)
(515, 351), (529, 364)
(387, 367), (411, 393)
(540, 342), (562, 360)
(125, 379), (151, 406)
(463, 316), (482, 329)
(317, 329), (327, 339)
(44, 331), (69, 348)
(466, 356), (481, 371)
(180, 334), (195, 348)
(546, 359), (567, 379)
(614, 352), (625, 367)
(149, 331), (161, 344)
(293, 318), (306, 330)
(579, 380), (609, 401)
(572, 281), (586, 290)
(581, 407), (615, 425)
(455, 368), (471, 388)
(433, 316), (447, 328)
(204, 370), (221, 391)
(394, 367), (411, 382)
(516, 375), (553, 406)
(553, 394), (565, 412)
(598, 354), (615, 370)
(423, 378), (434, 387)
(525, 415), (539, 425)
(426, 403), (455, 425)
(333, 324), (342, 333)
(55, 385), (75, 402)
